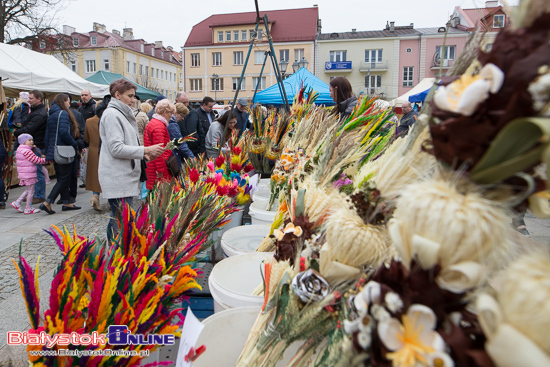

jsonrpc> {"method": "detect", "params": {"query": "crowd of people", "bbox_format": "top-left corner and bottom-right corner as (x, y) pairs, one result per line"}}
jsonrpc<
(1, 76), (416, 236)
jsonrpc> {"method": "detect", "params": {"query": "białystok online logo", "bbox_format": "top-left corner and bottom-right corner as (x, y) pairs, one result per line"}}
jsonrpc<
(8, 326), (175, 347)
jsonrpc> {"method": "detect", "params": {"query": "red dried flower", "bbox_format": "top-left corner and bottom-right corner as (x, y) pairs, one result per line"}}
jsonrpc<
(232, 146), (242, 155)
(189, 168), (199, 183)
(244, 164), (255, 173)
(230, 163), (242, 172)
(215, 155), (225, 169)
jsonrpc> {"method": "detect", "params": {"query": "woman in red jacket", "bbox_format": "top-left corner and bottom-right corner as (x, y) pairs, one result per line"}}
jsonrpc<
(144, 99), (174, 190)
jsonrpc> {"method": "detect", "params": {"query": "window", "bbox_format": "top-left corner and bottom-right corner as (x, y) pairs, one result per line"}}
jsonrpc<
(226, 31), (231, 41)
(252, 77), (266, 90)
(140, 44), (144, 52)
(241, 30), (247, 41)
(254, 51), (265, 64)
(40, 40), (46, 49)
(403, 66), (414, 87)
(493, 14), (505, 28)
(257, 30), (264, 39)
(86, 60), (96, 73)
(156, 69), (159, 78)
(365, 75), (382, 91)
(249, 29), (255, 39)
(212, 77), (223, 91)
(151, 67), (155, 78)
(191, 53), (200, 67)
(73, 38), (79, 47)
(365, 49), (383, 63)
(330, 50), (347, 62)
(213, 52), (222, 66)
(140, 65), (143, 76)
(406, 48), (412, 53)
(161, 70), (164, 79)
(145, 66), (148, 77)
(151, 48), (155, 56)
(161, 51), (164, 59)
(133, 62), (136, 74)
(218, 31), (223, 42)
(234, 31), (239, 41)
(190, 79), (202, 92)
(91, 36), (97, 46)
(294, 49), (304, 62)
(104, 59), (109, 71)
(232, 77), (245, 91)
(234, 51), (243, 65)
(70, 61), (76, 72)
(279, 49), (289, 62)
(435, 45), (456, 61)
(58, 39), (64, 47)
(127, 61), (130, 73)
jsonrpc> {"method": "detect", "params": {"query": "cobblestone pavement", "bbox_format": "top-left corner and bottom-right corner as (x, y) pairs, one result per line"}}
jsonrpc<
(0, 206), (110, 302)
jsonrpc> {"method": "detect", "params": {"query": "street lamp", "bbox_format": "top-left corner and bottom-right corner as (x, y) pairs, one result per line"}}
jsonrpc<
(212, 73), (219, 103)
(279, 59), (289, 79)
(292, 59), (300, 73)
(367, 70), (371, 94)
(298, 57), (309, 70)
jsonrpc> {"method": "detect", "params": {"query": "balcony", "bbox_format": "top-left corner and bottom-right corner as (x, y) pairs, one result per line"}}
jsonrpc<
(324, 61), (352, 73)
(362, 86), (388, 98)
(431, 58), (454, 70)
(359, 60), (389, 72)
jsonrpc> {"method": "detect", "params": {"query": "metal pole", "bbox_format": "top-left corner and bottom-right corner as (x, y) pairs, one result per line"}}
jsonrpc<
(262, 14), (290, 111)
(252, 51), (269, 104)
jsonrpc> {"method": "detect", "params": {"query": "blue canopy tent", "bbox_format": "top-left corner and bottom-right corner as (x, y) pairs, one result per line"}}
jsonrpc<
(408, 88), (431, 103)
(254, 68), (335, 106)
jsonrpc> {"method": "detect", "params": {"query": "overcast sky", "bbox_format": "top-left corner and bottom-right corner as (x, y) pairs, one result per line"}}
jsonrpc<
(57, 0), (519, 50)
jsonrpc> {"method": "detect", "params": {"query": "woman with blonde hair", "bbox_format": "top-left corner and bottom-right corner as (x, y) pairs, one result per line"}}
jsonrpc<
(144, 99), (175, 189)
(167, 103), (195, 165)
(133, 100), (149, 145)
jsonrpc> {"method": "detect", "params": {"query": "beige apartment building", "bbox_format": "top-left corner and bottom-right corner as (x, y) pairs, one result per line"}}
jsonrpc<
(183, 7), (320, 105)
(34, 23), (183, 100)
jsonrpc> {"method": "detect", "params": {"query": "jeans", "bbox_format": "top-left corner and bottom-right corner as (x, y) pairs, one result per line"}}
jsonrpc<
(107, 197), (133, 239)
(46, 162), (72, 204)
(0, 164), (5, 204)
(69, 154), (80, 199)
(33, 150), (45, 199)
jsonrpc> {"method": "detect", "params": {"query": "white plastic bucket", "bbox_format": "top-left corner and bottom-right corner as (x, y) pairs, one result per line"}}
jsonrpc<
(221, 225), (271, 257)
(193, 307), (307, 367)
(208, 252), (271, 313)
(252, 186), (270, 204)
(249, 200), (278, 226)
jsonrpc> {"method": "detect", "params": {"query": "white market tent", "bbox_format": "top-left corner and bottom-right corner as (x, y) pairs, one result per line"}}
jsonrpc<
(0, 43), (109, 98)
(392, 78), (436, 105)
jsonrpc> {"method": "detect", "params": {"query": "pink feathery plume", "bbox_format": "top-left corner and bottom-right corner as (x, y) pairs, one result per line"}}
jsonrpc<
(12, 255), (40, 329)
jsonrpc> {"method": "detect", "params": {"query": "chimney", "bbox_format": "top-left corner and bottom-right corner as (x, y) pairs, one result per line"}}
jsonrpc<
(62, 25), (76, 35)
(155, 41), (163, 48)
(390, 21), (395, 32)
(410, 23), (414, 27)
(386, 21), (390, 30)
(352, 28), (356, 33)
(93, 22), (106, 33)
(123, 28), (134, 40)
(485, 1), (499, 7)
(112, 29), (120, 36)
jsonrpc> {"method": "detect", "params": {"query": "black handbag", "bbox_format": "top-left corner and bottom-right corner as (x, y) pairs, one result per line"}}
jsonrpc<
(166, 153), (180, 178)
(140, 159), (147, 182)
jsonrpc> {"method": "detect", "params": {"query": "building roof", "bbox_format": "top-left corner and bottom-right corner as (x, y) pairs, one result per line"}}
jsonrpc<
(68, 30), (179, 65)
(415, 27), (470, 35)
(185, 7), (319, 47)
(457, 5), (512, 31)
(318, 28), (420, 41)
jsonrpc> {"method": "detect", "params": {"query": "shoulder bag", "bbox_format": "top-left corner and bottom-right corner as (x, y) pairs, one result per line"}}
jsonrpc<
(53, 111), (76, 164)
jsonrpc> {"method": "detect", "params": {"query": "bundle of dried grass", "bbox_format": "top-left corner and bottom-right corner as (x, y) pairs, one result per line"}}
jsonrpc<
(476, 250), (550, 367)
(388, 175), (517, 292)
(320, 205), (392, 285)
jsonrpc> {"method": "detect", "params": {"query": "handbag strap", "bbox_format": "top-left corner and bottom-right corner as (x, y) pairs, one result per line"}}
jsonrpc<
(54, 111), (62, 147)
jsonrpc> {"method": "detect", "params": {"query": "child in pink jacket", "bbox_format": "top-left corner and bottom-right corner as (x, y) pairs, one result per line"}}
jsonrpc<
(11, 134), (47, 214)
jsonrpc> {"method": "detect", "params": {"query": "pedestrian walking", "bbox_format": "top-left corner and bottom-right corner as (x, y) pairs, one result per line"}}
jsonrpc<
(11, 134), (47, 214)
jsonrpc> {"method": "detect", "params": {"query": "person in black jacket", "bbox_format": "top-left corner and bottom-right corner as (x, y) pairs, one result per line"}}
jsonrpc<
(14, 90), (48, 203)
(179, 96), (214, 155)
(397, 102), (418, 136)
(77, 90), (96, 121)
(234, 98), (252, 139)
(0, 137), (6, 209)
(65, 100), (86, 203)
